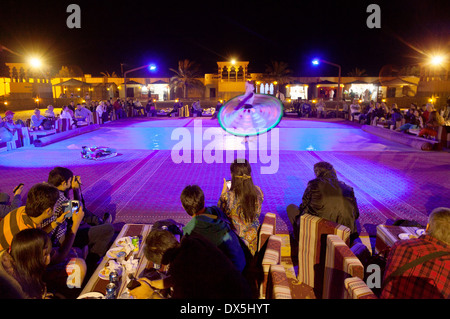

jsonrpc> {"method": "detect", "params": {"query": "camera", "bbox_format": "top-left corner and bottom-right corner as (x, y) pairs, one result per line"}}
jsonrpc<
(226, 180), (231, 189)
(62, 200), (80, 218)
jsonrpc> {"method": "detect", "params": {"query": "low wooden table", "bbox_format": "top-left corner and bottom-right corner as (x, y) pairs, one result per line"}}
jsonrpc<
(79, 223), (154, 298)
(375, 225), (423, 256)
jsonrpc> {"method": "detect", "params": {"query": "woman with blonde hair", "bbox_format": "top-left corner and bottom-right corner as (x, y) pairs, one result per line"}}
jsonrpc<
(418, 110), (445, 139)
(219, 159), (264, 255)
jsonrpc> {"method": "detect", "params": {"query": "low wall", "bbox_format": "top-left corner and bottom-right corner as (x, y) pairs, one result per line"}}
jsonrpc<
(361, 125), (436, 151)
(33, 124), (100, 147)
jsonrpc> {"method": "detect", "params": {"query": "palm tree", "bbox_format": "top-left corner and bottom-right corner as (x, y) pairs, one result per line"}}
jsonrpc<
(347, 67), (368, 77)
(100, 71), (118, 78)
(169, 59), (204, 99)
(265, 61), (293, 93)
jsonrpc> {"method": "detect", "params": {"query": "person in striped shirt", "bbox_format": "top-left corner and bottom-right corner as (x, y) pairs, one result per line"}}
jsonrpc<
(0, 183), (62, 252)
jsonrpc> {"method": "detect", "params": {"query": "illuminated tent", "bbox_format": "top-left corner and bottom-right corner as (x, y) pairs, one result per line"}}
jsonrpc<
(53, 78), (92, 98)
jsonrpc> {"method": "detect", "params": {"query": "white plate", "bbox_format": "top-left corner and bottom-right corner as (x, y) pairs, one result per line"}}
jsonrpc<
(98, 266), (122, 280)
(77, 292), (105, 299)
(398, 233), (417, 240)
(116, 236), (132, 247)
(107, 247), (127, 259)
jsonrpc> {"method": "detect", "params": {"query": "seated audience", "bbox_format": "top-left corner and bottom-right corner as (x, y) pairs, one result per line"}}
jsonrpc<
(60, 105), (75, 127)
(218, 159), (264, 256)
(371, 102), (387, 125)
(0, 115), (13, 143)
(96, 101), (109, 122)
(3, 110), (25, 131)
(422, 103), (434, 122)
(341, 101), (349, 119)
(113, 98), (126, 119)
(0, 183), (62, 252)
(133, 99), (145, 116)
(167, 100), (181, 117)
(30, 108), (47, 130)
(287, 161), (360, 245)
(418, 111), (445, 139)
(381, 207), (450, 299)
(146, 100), (157, 117)
(442, 98), (450, 121)
(0, 182), (90, 298)
(44, 105), (55, 119)
(180, 185), (247, 272)
(387, 107), (404, 129)
(192, 100), (203, 117)
(129, 229), (253, 299)
(105, 100), (114, 115)
(349, 99), (361, 120)
(301, 100), (312, 117)
(358, 101), (375, 124)
(397, 109), (424, 133)
(0, 184), (24, 219)
(316, 99), (326, 118)
(43, 167), (115, 276)
(74, 103), (92, 123)
(211, 100), (223, 120)
(404, 103), (417, 123)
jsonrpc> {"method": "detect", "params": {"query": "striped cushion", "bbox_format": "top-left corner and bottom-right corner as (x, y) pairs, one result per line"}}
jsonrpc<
(344, 277), (377, 299)
(260, 235), (282, 298)
(258, 212), (276, 251)
(322, 235), (364, 299)
(55, 118), (71, 133)
(20, 127), (32, 146)
(297, 214), (351, 296)
(268, 264), (292, 299)
(6, 129), (22, 151)
(92, 112), (101, 124)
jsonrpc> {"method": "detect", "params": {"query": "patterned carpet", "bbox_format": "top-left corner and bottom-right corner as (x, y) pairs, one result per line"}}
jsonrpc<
(1, 117), (449, 242)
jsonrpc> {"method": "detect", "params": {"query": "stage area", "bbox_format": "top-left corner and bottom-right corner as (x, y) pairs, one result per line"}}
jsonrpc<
(1, 117), (449, 244)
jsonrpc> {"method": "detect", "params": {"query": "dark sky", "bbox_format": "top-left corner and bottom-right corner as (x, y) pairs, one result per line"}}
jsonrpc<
(0, 0), (449, 77)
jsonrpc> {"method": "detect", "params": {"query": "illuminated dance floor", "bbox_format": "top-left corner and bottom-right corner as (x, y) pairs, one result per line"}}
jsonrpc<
(1, 117), (449, 244)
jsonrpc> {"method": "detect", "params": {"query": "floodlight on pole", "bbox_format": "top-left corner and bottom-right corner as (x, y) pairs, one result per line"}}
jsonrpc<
(311, 58), (342, 100)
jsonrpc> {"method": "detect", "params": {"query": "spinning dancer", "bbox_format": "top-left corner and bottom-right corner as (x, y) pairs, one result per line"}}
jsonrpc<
(218, 81), (283, 142)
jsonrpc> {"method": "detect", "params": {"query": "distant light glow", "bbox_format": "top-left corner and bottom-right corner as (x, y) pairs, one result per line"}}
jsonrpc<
(231, 59), (236, 65)
(312, 59), (320, 66)
(430, 55), (444, 65)
(29, 57), (42, 68)
(148, 64), (157, 71)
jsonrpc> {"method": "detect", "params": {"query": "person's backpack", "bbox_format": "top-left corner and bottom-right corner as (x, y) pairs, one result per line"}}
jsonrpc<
(42, 119), (53, 130)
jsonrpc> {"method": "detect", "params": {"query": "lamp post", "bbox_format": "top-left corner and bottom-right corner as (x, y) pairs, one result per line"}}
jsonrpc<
(312, 58), (342, 100)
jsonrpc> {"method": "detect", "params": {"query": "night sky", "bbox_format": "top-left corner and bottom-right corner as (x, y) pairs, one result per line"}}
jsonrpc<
(0, 0), (448, 77)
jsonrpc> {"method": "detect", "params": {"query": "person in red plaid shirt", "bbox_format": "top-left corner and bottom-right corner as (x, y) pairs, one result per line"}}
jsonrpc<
(381, 207), (450, 299)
